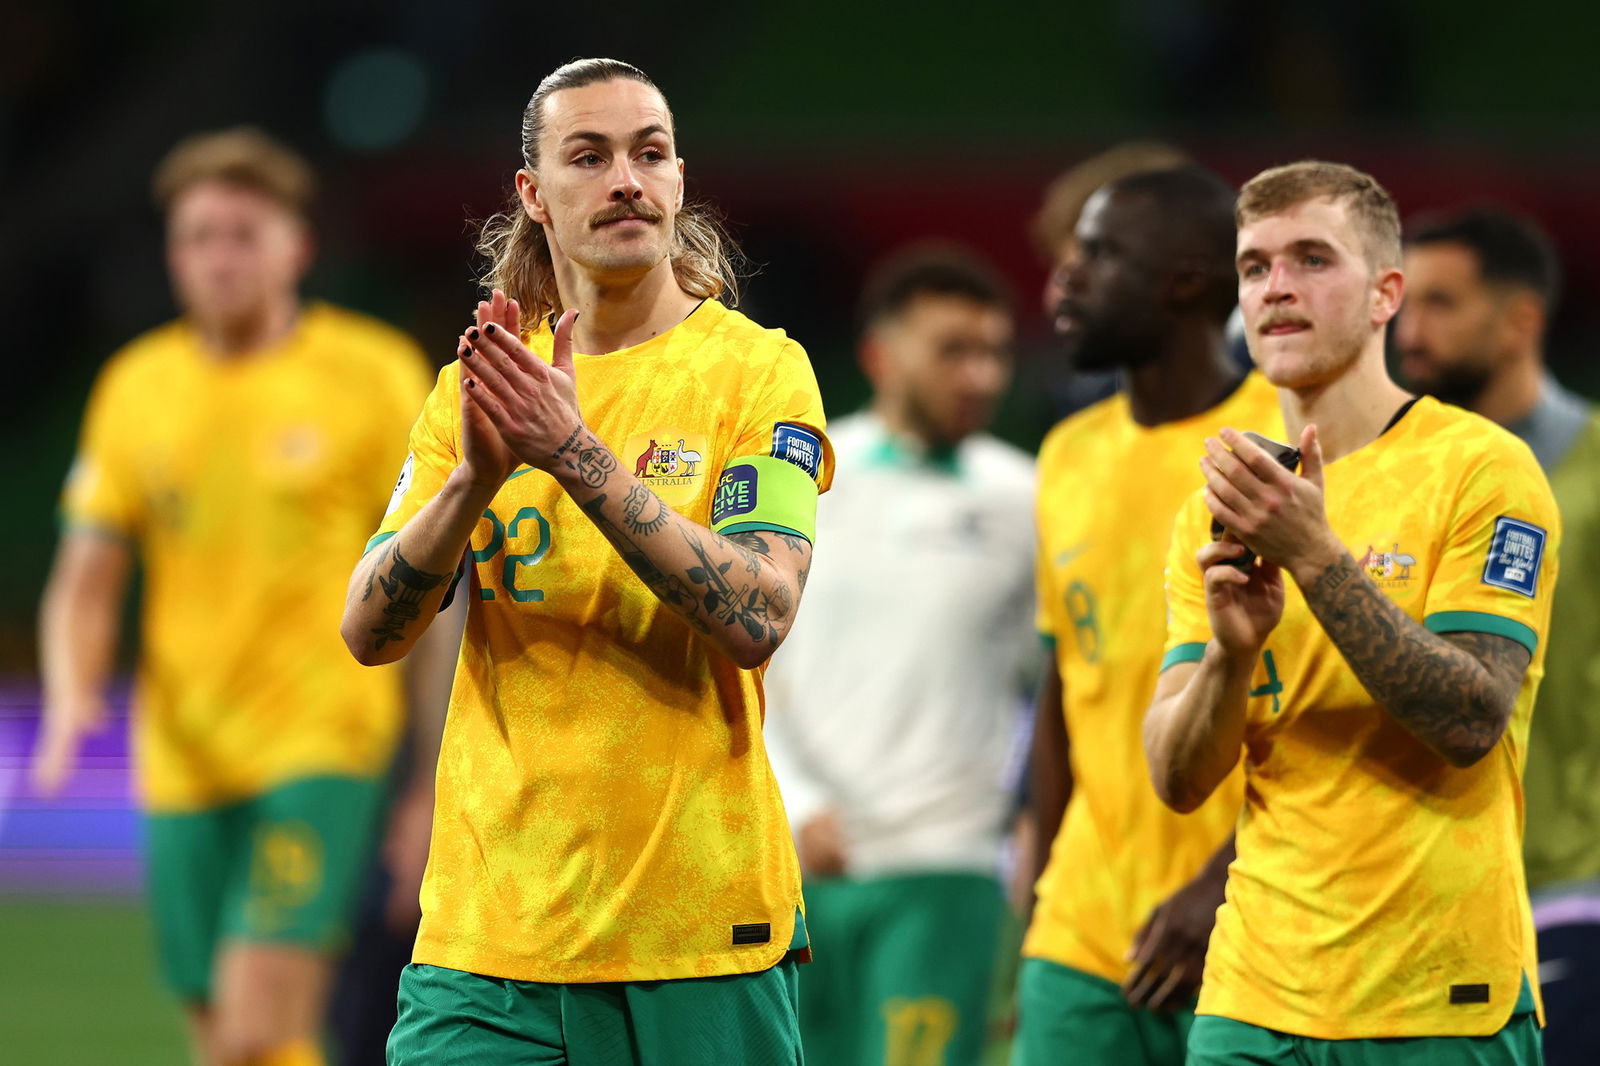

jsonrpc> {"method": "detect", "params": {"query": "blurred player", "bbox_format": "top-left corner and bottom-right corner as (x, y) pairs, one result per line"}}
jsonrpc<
(341, 58), (832, 1064)
(1147, 161), (1557, 1064)
(34, 128), (454, 1066)
(1397, 204), (1598, 1066)
(762, 247), (1035, 1066)
(1015, 165), (1280, 1066)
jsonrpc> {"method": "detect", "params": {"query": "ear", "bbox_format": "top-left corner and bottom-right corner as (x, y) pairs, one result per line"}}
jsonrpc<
(516, 169), (549, 225)
(1502, 290), (1546, 352)
(1371, 266), (1405, 327)
(675, 157), (685, 211)
(858, 332), (887, 388)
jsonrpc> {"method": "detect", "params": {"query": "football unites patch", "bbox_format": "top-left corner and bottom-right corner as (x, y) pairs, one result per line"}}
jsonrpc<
(772, 422), (823, 481)
(1481, 516), (1546, 598)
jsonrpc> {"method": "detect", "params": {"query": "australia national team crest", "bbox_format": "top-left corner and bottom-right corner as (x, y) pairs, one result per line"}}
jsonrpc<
(624, 432), (710, 490)
(1358, 542), (1418, 587)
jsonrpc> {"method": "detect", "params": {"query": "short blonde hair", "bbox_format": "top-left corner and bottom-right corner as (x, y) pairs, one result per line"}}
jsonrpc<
(1236, 160), (1401, 270)
(152, 127), (315, 219)
(1030, 141), (1191, 261)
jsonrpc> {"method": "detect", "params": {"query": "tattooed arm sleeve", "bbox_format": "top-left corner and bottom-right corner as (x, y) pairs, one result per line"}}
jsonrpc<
(551, 428), (812, 669)
(1297, 552), (1531, 768)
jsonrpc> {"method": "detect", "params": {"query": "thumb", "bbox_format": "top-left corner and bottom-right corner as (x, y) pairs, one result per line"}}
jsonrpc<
(551, 308), (579, 380)
(1298, 423), (1324, 489)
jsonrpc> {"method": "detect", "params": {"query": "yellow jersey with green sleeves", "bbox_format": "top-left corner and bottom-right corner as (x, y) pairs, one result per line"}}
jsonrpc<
(368, 299), (833, 984)
(1022, 373), (1282, 984)
(59, 303), (432, 811)
(1162, 396), (1559, 1038)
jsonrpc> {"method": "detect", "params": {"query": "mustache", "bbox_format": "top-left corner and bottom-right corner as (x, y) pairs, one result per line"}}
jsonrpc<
(590, 202), (665, 227)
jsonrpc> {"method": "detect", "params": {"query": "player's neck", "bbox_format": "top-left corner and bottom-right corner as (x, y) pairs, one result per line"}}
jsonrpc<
(556, 258), (702, 354)
(1470, 355), (1544, 428)
(1280, 346), (1412, 462)
(1123, 324), (1240, 427)
(191, 297), (300, 360)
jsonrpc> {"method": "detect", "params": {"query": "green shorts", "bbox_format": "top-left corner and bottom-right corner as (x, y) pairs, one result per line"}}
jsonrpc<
(1187, 1012), (1543, 1065)
(144, 774), (385, 1001)
(387, 958), (803, 1065)
(1012, 957), (1194, 1066)
(800, 871), (1006, 1066)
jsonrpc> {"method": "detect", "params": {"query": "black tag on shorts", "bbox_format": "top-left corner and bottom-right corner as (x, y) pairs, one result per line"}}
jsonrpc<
(731, 923), (771, 945)
(1449, 983), (1490, 1004)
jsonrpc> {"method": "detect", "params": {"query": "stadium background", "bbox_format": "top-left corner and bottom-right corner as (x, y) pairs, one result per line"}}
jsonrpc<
(1, 2), (1596, 1061)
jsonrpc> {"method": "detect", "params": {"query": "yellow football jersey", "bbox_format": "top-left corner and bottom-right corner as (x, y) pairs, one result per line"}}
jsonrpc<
(1164, 396), (1559, 1038)
(370, 300), (832, 984)
(61, 303), (433, 811)
(1023, 374), (1282, 984)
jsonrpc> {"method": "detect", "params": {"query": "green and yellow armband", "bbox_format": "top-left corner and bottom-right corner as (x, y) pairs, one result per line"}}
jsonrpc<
(710, 455), (820, 543)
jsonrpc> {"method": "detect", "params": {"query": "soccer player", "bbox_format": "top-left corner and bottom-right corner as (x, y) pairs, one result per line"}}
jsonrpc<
(1015, 165), (1281, 1066)
(1147, 161), (1558, 1064)
(340, 58), (832, 1064)
(34, 128), (452, 1066)
(1397, 204), (1599, 1066)
(762, 247), (1036, 1066)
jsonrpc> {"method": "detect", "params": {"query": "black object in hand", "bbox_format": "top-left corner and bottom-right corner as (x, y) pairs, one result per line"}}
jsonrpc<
(1210, 432), (1301, 571)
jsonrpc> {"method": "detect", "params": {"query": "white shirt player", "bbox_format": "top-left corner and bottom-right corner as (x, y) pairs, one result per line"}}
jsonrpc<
(764, 411), (1039, 878)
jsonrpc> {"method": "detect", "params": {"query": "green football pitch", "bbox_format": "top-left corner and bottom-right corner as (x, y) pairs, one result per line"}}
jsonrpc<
(0, 897), (187, 1064)
(0, 897), (1017, 1064)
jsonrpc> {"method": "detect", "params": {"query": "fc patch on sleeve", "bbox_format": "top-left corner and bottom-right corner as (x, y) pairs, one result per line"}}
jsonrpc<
(1482, 516), (1546, 598)
(772, 422), (822, 481)
(711, 465), (759, 525)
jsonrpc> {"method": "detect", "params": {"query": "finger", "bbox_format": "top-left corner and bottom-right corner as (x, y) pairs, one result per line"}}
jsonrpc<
(490, 288), (507, 328)
(477, 321), (544, 377)
(475, 299), (491, 330)
(1203, 437), (1259, 497)
(1197, 539), (1249, 569)
(463, 329), (525, 401)
(1122, 956), (1165, 1006)
(505, 298), (521, 338)
(462, 370), (520, 433)
(1298, 423), (1324, 490)
(1219, 427), (1291, 485)
(550, 309), (579, 381)
(1148, 965), (1193, 1012)
(1201, 457), (1254, 519)
(1202, 485), (1247, 534)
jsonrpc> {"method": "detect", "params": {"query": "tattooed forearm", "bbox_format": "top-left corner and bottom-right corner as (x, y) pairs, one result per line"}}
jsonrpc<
(680, 527), (794, 643)
(551, 425), (583, 465)
(581, 494), (707, 630)
(1301, 553), (1529, 767)
(622, 484), (670, 536)
(575, 433), (617, 489)
(369, 544), (450, 649)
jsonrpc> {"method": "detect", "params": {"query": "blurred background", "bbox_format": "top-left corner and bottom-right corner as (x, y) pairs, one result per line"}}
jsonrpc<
(1, 0), (1596, 1059)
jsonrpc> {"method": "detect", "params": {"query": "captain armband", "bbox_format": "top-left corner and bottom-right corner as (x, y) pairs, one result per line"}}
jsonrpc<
(710, 455), (820, 544)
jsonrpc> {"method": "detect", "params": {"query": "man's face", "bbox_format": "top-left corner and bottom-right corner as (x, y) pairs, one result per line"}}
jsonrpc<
(872, 293), (1013, 447)
(1235, 197), (1398, 389)
(522, 79), (683, 281)
(1394, 243), (1514, 406)
(166, 181), (309, 327)
(1053, 188), (1166, 372)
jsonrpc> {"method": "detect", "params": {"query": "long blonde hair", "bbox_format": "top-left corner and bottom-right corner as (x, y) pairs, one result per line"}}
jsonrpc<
(475, 58), (742, 323)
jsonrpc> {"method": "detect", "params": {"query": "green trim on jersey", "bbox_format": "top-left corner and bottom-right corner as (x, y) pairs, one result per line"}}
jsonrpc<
(717, 521), (810, 541)
(1161, 642), (1207, 672)
(710, 455), (819, 543)
(1424, 610), (1539, 654)
(1040, 632), (1058, 650)
(363, 529), (397, 556)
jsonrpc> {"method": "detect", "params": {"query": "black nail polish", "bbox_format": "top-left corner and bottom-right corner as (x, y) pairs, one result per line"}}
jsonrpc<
(468, 328), (479, 340)
(486, 323), (497, 335)
(467, 379), (476, 388)
(463, 347), (473, 358)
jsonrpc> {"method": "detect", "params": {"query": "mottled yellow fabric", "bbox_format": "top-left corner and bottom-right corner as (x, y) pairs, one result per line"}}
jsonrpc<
(61, 303), (430, 811)
(370, 300), (832, 983)
(1164, 396), (1560, 1038)
(1023, 374), (1283, 984)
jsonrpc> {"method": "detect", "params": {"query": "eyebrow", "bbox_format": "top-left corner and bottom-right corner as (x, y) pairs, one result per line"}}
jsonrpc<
(560, 124), (671, 148)
(1236, 237), (1339, 266)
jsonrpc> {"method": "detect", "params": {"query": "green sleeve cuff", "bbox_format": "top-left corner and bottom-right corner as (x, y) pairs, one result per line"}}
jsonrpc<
(1424, 610), (1540, 654)
(711, 455), (819, 543)
(363, 530), (397, 556)
(1160, 642), (1208, 672)
(1039, 632), (1057, 651)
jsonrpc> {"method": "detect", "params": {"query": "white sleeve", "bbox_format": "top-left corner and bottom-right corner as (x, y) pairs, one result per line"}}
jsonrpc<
(762, 665), (832, 833)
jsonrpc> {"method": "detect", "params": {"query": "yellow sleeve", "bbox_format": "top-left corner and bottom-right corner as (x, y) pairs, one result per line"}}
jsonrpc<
(363, 340), (437, 504)
(726, 340), (835, 492)
(60, 358), (143, 538)
(1421, 442), (1561, 655)
(1035, 513), (1056, 646)
(364, 364), (459, 557)
(1161, 490), (1214, 671)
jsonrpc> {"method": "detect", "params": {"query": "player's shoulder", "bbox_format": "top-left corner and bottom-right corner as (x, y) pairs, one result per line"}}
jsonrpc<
(302, 302), (427, 367)
(1038, 392), (1128, 466)
(1408, 396), (1543, 475)
(695, 300), (812, 369)
(959, 432), (1036, 490)
(95, 318), (193, 394)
